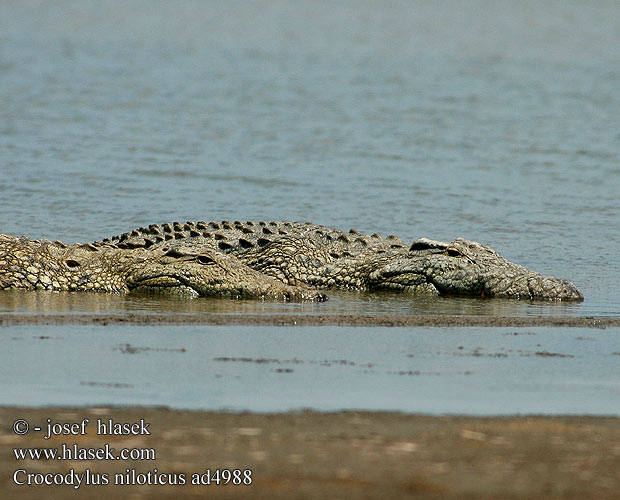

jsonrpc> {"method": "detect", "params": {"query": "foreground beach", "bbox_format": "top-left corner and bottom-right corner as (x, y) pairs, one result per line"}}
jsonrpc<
(2, 407), (618, 499)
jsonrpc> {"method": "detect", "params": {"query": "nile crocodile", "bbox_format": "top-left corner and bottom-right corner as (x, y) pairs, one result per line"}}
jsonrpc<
(0, 220), (583, 301)
(0, 234), (325, 301)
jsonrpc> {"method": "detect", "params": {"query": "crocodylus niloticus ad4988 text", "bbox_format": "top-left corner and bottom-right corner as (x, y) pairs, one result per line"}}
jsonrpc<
(0, 220), (583, 301)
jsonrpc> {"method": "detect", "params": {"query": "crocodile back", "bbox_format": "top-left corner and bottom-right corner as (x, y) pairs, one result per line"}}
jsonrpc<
(94, 220), (408, 258)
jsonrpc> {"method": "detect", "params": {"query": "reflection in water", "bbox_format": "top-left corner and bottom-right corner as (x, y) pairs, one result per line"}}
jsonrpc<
(0, 289), (583, 317)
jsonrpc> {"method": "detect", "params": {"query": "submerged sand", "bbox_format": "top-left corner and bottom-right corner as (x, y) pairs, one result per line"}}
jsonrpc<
(0, 312), (618, 327)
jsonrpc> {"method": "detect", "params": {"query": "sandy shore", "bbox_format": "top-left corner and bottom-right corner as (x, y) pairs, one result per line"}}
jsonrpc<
(1, 407), (618, 499)
(0, 312), (617, 327)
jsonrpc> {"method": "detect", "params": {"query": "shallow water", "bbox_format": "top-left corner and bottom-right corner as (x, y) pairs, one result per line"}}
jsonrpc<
(0, 289), (588, 318)
(2, 324), (619, 415)
(1, 1), (619, 413)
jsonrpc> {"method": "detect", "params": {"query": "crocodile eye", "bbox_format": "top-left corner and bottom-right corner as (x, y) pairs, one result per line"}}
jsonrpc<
(164, 249), (185, 258)
(65, 259), (81, 268)
(409, 238), (449, 252)
(446, 247), (462, 257)
(197, 255), (216, 265)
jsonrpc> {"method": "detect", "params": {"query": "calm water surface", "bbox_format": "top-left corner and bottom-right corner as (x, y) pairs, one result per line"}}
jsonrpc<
(2, 324), (619, 415)
(1, 1), (619, 412)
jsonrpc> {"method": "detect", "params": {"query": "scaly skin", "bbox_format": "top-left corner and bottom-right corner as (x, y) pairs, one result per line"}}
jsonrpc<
(0, 235), (326, 301)
(0, 220), (584, 301)
(95, 220), (582, 301)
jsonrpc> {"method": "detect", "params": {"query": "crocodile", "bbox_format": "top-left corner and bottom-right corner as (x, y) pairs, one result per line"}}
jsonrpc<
(93, 220), (582, 301)
(0, 234), (325, 301)
(1, 220), (583, 301)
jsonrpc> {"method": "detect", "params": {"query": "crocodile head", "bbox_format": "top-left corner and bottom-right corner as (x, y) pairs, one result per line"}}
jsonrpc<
(370, 238), (583, 301)
(126, 248), (327, 302)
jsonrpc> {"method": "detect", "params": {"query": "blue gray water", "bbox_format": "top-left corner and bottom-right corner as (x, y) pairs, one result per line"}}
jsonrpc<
(3, 324), (619, 415)
(1, 1), (619, 413)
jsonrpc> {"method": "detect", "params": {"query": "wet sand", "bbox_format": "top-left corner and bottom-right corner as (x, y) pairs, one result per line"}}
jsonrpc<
(2, 407), (618, 499)
(1, 312), (618, 327)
